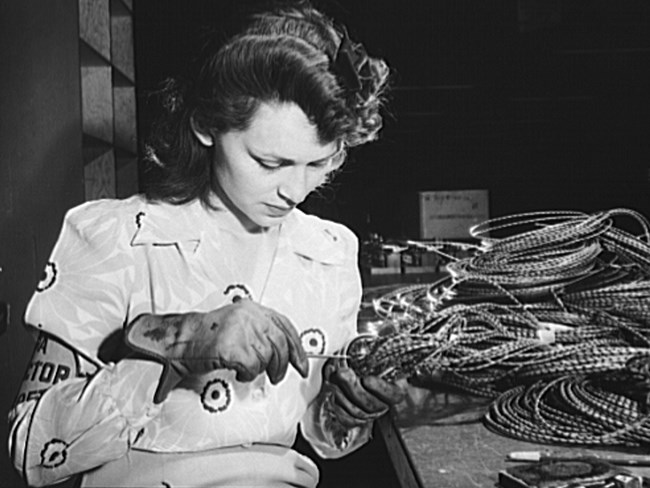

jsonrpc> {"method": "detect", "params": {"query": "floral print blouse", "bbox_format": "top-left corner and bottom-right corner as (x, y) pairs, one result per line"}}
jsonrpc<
(9, 195), (369, 487)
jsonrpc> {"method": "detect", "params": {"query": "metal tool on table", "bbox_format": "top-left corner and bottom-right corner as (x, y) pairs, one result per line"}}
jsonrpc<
(508, 450), (650, 467)
(499, 452), (646, 488)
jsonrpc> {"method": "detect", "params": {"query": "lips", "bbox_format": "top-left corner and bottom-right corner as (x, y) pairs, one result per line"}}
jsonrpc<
(265, 204), (293, 217)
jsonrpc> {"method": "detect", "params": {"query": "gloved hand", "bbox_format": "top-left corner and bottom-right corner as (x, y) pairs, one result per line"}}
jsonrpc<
(125, 299), (309, 403)
(322, 357), (405, 428)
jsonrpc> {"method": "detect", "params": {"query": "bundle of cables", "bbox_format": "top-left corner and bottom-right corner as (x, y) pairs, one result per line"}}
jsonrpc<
(347, 208), (650, 446)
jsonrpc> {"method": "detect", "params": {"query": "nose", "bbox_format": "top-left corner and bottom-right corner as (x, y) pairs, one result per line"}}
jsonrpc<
(278, 166), (312, 206)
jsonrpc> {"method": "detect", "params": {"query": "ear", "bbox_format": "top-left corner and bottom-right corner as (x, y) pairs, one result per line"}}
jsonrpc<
(190, 116), (214, 147)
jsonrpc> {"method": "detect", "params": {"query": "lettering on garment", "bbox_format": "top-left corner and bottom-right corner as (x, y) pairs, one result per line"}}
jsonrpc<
(23, 360), (71, 385)
(36, 334), (47, 354)
(15, 335), (73, 406)
(15, 388), (48, 405)
(15, 362), (71, 405)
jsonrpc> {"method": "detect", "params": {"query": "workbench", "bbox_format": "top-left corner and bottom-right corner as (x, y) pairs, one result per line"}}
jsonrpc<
(378, 381), (650, 488)
(360, 282), (650, 488)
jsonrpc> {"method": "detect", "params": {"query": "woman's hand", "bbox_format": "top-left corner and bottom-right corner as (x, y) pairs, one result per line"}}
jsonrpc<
(125, 299), (309, 402)
(322, 357), (405, 428)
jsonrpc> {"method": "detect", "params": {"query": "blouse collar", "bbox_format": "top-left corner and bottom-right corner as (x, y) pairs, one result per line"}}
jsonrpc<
(130, 198), (348, 265)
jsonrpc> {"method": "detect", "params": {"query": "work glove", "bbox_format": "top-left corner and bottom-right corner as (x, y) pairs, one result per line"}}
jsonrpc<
(322, 357), (405, 428)
(125, 299), (309, 403)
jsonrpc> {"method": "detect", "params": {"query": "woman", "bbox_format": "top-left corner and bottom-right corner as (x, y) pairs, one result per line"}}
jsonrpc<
(8, 2), (403, 487)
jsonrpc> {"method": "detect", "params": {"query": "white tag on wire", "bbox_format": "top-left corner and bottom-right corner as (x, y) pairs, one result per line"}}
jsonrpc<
(536, 321), (571, 344)
(536, 328), (556, 344)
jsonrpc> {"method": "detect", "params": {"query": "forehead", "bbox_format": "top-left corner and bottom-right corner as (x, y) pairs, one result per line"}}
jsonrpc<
(242, 102), (338, 161)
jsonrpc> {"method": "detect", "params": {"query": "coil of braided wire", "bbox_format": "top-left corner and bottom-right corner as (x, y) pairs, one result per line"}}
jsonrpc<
(349, 208), (650, 446)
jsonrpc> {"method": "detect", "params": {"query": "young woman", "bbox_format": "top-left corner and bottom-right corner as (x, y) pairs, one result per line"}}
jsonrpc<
(8, 3), (403, 486)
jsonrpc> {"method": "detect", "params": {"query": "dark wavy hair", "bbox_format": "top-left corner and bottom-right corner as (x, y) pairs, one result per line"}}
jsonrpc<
(144, 1), (390, 207)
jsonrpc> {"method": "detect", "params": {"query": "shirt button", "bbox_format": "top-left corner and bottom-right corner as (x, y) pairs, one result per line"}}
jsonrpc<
(252, 387), (266, 401)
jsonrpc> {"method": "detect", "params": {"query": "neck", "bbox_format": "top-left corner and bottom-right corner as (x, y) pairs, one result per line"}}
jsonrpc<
(208, 185), (271, 235)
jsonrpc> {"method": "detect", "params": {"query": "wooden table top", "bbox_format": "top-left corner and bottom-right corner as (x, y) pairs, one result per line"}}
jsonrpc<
(380, 381), (650, 488)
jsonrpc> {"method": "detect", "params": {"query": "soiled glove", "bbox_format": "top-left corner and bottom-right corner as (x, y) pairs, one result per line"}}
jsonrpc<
(322, 357), (405, 428)
(125, 299), (309, 403)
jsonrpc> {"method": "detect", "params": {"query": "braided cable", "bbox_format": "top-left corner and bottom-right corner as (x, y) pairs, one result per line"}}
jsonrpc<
(353, 208), (650, 446)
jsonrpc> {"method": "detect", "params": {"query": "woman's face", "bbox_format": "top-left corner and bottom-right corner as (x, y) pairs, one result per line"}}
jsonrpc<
(207, 102), (342, 231)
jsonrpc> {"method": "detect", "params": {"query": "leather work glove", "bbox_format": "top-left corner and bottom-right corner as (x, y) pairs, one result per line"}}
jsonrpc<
(322, 357), (405, 428)
(125, 299), (309, 403)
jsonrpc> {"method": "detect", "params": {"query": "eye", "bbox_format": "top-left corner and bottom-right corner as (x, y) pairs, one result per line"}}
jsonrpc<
(251, 153), (288, 171)
(255, 158), (282, 170)
(312, 149), (345, 170)
(308, 159), (330, 170)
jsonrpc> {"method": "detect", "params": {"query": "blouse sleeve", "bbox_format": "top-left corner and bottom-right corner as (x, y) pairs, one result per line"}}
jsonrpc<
(23, 200), (139, 362)
(9, 344), (162, 487)
(298, 224), (374, 459)
(7, 201), (163, 486)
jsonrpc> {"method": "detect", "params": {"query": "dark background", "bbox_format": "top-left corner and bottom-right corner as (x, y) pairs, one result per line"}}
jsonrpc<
(133, 0), (650, 240)
(0, 2), (648, 487)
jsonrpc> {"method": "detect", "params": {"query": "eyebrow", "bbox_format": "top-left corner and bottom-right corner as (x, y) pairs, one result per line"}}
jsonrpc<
(248, 145), (342, 165)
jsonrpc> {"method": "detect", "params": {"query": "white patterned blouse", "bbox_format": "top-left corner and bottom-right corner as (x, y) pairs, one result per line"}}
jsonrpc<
(9, 194), (370, 487)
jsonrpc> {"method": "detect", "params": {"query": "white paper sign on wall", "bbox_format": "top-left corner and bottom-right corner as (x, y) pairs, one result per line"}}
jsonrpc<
(418, 189), (489, 239)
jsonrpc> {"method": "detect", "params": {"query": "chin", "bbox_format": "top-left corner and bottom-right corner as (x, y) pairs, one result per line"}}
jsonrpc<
(262, 214), (291, 227)
(245, 214), (285, 232)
